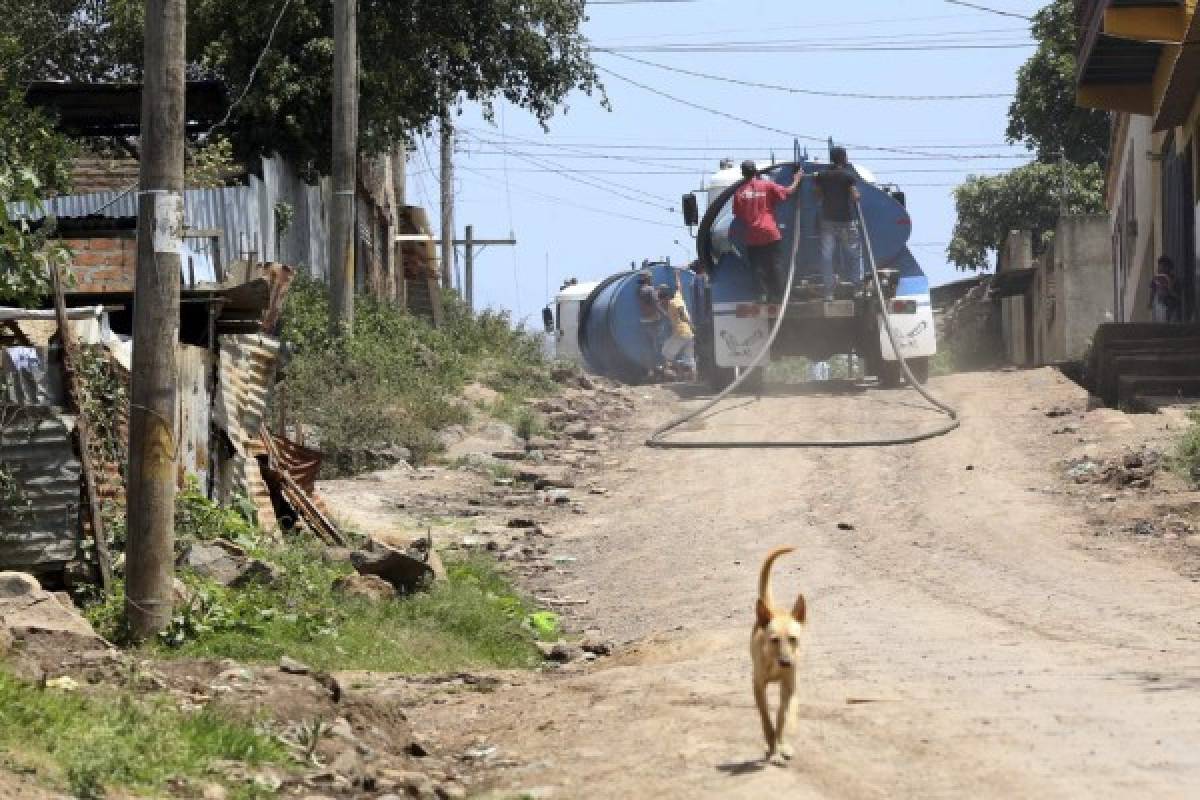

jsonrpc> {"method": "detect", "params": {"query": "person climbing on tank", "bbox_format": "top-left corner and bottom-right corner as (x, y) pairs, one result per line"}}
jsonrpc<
(732, 160), (803, 304)
(814, 146), (862, 302)
(637, 270), (668, 381)
(658, 273), (697, 382)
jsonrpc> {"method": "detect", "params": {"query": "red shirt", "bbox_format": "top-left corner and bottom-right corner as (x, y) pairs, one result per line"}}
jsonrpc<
(732, 178), (790, 246)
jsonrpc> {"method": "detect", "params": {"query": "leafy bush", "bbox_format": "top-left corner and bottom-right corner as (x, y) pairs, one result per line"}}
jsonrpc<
(278, 279), (554, 474)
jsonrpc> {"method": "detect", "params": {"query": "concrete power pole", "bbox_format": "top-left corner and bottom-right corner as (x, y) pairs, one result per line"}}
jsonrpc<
(125, 0), (186, 639)
(440, 104), (456, 290)
(330, 0), (358, 331)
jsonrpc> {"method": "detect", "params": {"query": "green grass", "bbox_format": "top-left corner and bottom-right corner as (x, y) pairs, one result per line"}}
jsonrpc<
(1172, 407), (1200, 484)
(0, 671), (285, 799)
(279, 279), (556, 474)
(87, 545), (544, 673)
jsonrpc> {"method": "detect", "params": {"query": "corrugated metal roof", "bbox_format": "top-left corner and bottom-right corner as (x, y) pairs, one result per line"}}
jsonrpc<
(0, 406), (82, 572)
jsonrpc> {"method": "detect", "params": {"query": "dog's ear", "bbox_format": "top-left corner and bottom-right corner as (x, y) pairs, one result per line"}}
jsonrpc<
(792, 593), (807, 624)
(755, 598), (772, 628)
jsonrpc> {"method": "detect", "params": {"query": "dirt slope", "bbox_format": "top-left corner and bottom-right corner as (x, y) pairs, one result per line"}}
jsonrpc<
(413, 368), (1200, 799)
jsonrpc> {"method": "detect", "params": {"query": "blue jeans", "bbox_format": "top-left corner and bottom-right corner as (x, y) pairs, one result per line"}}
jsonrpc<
(820, 221), (862, 297)
(642, 319), (666, 371)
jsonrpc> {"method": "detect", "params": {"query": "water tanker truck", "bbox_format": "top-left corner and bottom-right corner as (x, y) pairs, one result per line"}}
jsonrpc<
(562, 152), (936, 389)
(686, 155), (937, 391)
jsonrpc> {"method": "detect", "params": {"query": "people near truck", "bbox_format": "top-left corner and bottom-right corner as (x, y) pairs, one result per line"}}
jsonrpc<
(657, 278), (697, 382)
(637, 270), (667, 379)
(1149, 255), (1182, 323)
(814, 147), (863, 302)
(732, 160), (803, 303)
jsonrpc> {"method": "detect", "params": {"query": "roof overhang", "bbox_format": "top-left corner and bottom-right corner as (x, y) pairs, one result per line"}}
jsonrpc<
(989, 267), (1037, 298)
(24, 81), (227, 136)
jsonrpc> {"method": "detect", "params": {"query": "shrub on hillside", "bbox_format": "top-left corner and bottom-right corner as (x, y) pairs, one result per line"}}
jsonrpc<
(278, 280), (554, 474)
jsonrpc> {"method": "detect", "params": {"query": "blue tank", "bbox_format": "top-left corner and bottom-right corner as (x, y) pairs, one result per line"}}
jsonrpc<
(578, 261), (701, 384)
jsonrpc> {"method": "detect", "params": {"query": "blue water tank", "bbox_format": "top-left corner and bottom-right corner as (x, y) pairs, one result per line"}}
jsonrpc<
(578, 262), (701, 384)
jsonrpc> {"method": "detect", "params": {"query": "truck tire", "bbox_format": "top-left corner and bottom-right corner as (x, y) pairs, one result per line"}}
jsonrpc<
(734, 366), (766, 395)
(876, 360), (903, 389)
(906, 356), (930, 385)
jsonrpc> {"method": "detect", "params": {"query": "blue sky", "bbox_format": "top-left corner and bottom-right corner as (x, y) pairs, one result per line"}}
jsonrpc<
(406, 0), (1049, 325)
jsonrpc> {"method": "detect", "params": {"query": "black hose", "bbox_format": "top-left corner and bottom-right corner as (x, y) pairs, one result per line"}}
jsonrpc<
(645, 179), (960, 449)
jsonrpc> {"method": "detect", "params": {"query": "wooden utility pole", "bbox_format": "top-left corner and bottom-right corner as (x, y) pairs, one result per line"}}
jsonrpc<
(330, 0), (358, 331)
(125, 0), (185, 639)
(439, 104), (456, 290)
(454, 227), (516, 311)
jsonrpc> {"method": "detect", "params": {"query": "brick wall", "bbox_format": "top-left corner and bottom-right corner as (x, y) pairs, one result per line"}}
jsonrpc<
(62, 235), (137, 292)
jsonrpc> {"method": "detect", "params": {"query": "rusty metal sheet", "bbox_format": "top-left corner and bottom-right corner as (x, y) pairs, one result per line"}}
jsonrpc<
(0, 405), (82, 572)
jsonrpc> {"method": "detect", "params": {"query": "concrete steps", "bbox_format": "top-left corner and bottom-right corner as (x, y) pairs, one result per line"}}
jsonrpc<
(1088, 323), (1200, 407)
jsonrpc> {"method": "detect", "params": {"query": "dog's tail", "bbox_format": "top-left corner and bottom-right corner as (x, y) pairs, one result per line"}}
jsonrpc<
(758, 546), (795, 611)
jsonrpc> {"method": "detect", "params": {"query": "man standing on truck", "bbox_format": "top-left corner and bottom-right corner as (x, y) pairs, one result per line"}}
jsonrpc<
(637, 270), (667, 380)
(732, 160), (803, 303)
(814, 146), (862, 302)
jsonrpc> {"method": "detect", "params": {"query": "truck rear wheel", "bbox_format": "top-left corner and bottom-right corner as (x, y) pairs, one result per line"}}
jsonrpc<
(875, 360), (903, 388)
(907, 356), (930, 384)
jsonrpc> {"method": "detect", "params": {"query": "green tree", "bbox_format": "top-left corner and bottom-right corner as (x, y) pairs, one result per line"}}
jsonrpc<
(0, 39), (75, 306)
(1007, 0), (1109, 164)
(948, 0), (1110, 269)
(13, 1), (602, 177)
(948, 162), (1105, 270)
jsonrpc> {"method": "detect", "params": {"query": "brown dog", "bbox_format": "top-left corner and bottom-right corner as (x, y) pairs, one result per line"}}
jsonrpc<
(751, 546), (807, 761)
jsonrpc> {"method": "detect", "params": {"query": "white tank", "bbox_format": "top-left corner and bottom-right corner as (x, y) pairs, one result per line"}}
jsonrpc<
(552, 280), (601, 367)
(706, 159), (771, 207)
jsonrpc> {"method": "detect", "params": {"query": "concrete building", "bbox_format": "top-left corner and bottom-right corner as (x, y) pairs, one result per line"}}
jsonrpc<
(993, 216), (1115, 366)
(1076, 0), (1199, 322)
(1074, 0), (1200, 407)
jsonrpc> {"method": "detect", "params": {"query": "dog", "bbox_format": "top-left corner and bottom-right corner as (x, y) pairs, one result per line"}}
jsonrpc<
(751, 545), (807, 761)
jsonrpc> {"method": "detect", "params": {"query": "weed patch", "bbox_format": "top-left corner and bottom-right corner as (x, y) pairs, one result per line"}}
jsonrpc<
(0, 671), (284, 798)
(280, 280), (555, 475)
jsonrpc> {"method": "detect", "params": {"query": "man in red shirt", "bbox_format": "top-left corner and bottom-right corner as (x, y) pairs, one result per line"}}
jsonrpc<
(732, 160), (803, 302)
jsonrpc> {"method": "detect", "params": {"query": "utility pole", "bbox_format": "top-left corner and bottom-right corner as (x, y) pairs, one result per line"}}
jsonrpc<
(440, 103), (456, 290)
(454, 226), (516, 311)
(125, 0), (185, 639)
(330, 0), (357, 331)
(464, 225), (474, 308)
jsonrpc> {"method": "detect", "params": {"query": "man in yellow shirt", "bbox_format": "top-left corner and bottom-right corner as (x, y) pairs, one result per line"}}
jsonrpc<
(657, 272), (696, 381)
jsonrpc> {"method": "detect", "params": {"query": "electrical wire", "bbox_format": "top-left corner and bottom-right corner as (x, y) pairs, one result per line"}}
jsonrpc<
(500, 105), (522, 319)
(595, 65), (1012, 161)
(944, 0), (1032, 20)
(462, 132), (677, 208)
(458, 165), (679, 228)
(210, 0), (293, 134)
(599, 51), (1014, 100)
(645, 166), (960, 449)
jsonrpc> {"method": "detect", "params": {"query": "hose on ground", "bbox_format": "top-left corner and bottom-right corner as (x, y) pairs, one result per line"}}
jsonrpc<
(645, 173), (960, 449)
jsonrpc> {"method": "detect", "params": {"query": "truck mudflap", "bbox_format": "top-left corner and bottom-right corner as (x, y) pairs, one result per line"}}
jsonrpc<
(877, 295), (937, 361)
(711, 302), (770, 368)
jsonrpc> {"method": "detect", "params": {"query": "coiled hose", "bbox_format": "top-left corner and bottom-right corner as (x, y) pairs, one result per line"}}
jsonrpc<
(645, 186), (960, 449)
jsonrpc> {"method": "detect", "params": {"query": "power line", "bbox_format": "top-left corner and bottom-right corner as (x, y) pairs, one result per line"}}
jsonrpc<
(593, 65), (1013, 161)
(210, 0), (293, 134)
(463, 132), (678, 208)
(943, 0), (1032, 20)
(600, 51), (1014, 101)
(459, 165), (680, 229)
(596, 42), (1033, 53)
(600, 12), (1027, 42)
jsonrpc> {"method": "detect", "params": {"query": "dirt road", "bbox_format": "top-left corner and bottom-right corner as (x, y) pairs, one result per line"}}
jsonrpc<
(410, 368), (1200, 799)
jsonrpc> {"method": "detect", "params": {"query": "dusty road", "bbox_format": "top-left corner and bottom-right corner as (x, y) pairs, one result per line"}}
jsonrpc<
(410, 368), (1200, 799)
